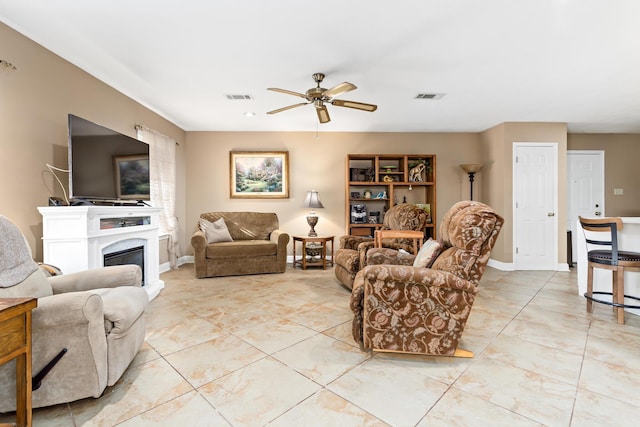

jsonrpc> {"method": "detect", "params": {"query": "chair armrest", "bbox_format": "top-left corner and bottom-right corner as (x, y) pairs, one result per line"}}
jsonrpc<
(366, 248), (416, 266)
(32, 292), (104, 329)
(270, 229), (290, 246)
(48, 265), (142, 294)
(339, 235), (373, 250)
(360, 264), (479, 294)
(191, 230), (206, 252)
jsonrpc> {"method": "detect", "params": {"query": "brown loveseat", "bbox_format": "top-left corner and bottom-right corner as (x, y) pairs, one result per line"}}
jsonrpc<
(191, 212), (289, 278)
(350, 201), (504, 357)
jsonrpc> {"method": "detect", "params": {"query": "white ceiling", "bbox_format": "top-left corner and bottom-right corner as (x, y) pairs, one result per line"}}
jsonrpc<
(2, 0), (640, 133)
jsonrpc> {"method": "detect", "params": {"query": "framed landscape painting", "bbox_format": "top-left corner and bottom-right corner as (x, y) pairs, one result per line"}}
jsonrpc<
(114, 154), (150, 199)
(230, 151), (289, 198)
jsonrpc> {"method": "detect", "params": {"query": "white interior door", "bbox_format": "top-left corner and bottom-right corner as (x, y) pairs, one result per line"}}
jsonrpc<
(567, 150), (605, 264)
(513, 143), (558, 270)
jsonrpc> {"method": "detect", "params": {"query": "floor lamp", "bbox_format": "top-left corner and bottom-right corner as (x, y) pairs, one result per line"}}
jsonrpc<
(460, 164), (482, 200)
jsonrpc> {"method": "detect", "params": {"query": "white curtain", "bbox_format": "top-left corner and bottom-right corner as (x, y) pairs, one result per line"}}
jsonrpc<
(136, 125), (179, 269)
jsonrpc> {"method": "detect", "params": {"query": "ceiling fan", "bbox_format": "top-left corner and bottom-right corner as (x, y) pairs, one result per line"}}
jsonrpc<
(267, 73), (377, 124)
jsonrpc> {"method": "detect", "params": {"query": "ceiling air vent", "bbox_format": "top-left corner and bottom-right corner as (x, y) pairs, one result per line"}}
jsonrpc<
(225, 94), (254, 100)
(415, 93), (445, 100)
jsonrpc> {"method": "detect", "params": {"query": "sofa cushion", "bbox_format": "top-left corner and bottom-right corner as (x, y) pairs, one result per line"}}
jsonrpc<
(413, 238), (444, 268)
(206, 240), (277, 259)
(199, 217), (233, 243)
(200, 212), (277, 241)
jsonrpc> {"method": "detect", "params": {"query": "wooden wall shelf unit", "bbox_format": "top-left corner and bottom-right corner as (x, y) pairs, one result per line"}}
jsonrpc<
(346, 154), (436, 238)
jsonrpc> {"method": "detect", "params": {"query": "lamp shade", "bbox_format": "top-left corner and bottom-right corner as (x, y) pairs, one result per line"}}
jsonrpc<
(304, 190), (324, 209)
(460, 164), (482, 174)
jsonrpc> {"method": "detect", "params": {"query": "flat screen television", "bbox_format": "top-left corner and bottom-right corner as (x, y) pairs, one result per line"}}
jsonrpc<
(68, 114), (150, 202)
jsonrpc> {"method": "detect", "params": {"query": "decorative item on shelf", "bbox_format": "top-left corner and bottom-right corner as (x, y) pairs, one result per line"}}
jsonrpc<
(365, 167), (375, 182)
(409, 159), (432, 182)
(409, 163), (426, 182)
(383, 175), (395, 182)
(304, 190), (324, 237)
(369, 211), (380, 224)
(351, 204), (367, 223)
(382, 165), (397, 173)
(374, 191), (387, 199)
(350, 191), (361, 199)
(363, 189), (372, 199)
(460, 164), (482, 200)
(305, 242), (323, 261)
(350, 168), (367, 182)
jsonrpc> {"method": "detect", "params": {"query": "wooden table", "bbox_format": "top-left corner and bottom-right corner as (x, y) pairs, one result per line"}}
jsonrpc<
(292, 236), (335, 270)
(1, 298), (37, 427)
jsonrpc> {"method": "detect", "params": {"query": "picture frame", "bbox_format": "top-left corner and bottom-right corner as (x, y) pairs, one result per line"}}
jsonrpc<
(114, 154), (150, 200)
(230, 151), (289, 198)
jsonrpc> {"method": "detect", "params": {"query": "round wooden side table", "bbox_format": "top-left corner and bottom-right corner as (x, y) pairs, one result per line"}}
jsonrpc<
(292, 236), (335, 270)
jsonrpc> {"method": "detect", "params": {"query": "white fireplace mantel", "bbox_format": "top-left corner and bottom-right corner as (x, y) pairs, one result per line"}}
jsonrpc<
(38, 206), (164, 300)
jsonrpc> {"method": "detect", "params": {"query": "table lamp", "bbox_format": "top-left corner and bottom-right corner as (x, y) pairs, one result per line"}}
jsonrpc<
(460, 164), (482, 200)
(304, 190), (324, 237)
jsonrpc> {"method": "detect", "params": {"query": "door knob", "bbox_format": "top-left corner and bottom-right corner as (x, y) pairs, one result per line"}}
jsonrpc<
(547, 212), (555, 217)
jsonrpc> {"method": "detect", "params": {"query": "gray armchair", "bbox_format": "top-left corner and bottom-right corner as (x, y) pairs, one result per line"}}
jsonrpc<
(0, 215), (149, 411)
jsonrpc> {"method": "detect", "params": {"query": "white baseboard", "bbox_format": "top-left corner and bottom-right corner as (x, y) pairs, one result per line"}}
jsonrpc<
(487, 259), (571, 272)
(160, 255), (194, 273)
(487, 259), (514, 271)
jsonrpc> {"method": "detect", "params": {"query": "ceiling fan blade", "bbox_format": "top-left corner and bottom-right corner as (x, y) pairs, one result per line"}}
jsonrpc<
(266, 102), (309, 115)
(323, 82), (357, 99)
(316, 104), (330, 123)
(331, 99), (378, 112)
(267, 88), (307, 99)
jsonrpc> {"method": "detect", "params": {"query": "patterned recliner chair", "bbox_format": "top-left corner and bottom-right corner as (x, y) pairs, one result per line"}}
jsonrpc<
(350, 201), (504, 357)
(334, 204), (429, 289)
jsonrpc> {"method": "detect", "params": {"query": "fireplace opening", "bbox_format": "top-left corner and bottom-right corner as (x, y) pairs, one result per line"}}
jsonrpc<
(104, 246), (145, 286)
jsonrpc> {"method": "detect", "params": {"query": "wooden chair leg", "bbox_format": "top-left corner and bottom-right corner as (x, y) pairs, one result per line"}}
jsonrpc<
(586, 264), (594, 313)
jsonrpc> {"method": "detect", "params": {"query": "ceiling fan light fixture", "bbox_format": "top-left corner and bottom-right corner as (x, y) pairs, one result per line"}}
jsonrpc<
(267, 73), (377, 123)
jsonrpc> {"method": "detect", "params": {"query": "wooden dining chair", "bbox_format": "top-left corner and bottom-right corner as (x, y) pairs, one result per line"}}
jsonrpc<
(374, 229), (425, 255)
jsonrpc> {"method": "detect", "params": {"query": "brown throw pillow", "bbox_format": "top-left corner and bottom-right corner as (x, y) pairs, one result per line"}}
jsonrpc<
(199, 217), (233, 243)
(413, 238), (444, 268)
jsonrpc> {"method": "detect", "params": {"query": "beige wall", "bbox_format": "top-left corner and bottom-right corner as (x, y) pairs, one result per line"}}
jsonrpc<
(7, 21), (638, 269)
(481, 122), (568, 264)
(0, 23), (186, 259)
(568, 133), (640, 217)
(184, 132), (483, 255)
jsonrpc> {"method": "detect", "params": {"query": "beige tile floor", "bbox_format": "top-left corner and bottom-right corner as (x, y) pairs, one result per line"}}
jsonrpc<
(4, 264), (640, 426)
